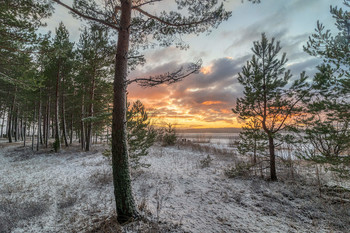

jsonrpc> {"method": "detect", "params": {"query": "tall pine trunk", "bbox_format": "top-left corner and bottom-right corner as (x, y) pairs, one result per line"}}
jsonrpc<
(112, 0), (137, 223)
(0, 109), (5, 138)
(8, 88), (17, 143)
(70, 113), (73, 145)
(32, 105), (36, 151)
(23, 117), (27, 147)
(268, 135), (277, 181)
(37, 90), (42, 151)
(14, 107), (18, 142)
(54, 62), (61, 152)
(80, 94), (85, 150)
(61, 81), (69, 147)
(46, 96), (50, 148)
(86, 68), (96, 151)
(19, 116), (23, 141)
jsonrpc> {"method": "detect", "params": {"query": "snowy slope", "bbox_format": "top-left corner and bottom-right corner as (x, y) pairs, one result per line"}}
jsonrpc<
(0, 142), (349, 233)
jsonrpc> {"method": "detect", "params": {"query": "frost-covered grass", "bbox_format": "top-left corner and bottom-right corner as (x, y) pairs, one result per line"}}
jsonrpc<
(1, 141), (350, 233)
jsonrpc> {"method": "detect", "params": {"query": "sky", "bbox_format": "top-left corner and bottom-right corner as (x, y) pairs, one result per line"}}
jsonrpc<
(43, 0), (343, 129)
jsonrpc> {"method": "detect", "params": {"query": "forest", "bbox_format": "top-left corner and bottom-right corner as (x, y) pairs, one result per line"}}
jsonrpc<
(0, 0), (350, 232)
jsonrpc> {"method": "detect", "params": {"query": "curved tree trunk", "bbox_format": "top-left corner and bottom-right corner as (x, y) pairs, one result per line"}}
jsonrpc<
(112, 0), (137, 223)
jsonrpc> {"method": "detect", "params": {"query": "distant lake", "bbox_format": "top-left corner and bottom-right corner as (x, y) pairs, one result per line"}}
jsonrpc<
(178, 132), (240, 144)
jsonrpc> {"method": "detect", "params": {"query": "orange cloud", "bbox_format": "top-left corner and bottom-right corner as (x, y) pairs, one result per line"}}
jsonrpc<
(220, 109), (231, 114)
(126, 57), (244, 129)
(201, 101), (223, 105)
(200, 65), (213, 74)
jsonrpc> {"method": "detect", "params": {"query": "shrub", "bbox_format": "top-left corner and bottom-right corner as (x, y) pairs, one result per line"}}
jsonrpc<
(199, 155), (213, 168)
(160, 123), (177, 146)
(224, 162), (251, 178)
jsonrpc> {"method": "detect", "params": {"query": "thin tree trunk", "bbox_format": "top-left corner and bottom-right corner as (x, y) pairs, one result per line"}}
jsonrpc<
(14, 108), (18, 142)
(51, 114), (55, 138)
(8, 88), (17, 143)
(0, 109), (5, 138)
(61, 74), (69, 147)
(86, 67), (96, 151)
(46, 96), (50, 148)
(268, 135), (277, 181)
(253, 138), (257, 165)
(61, 90), (69, 147)
(0, 109), (2, 137)
(43, 104), (46, 145)
(112, 0), (137, 223)
(11, 112), (15, 139)
(70, 113), (73, 145)
(81, 94), (85, 150)
(32, 105), (36, 151)
(54, 63), (61, 152)
(23, 117), (27, 147)
(37, 90), (42, 151)
(20, 116), (23, 141)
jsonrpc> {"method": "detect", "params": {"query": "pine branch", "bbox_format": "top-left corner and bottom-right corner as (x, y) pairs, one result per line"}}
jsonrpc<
(133, 7), (216, 28)
(52, 0), (120, 31)
(127, 60), (201, 87)
(132, 0), (163, 8)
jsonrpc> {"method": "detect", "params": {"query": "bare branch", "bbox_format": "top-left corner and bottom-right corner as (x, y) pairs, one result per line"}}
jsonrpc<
(127, 60), (202, 87)
(52, 0), (120, 31)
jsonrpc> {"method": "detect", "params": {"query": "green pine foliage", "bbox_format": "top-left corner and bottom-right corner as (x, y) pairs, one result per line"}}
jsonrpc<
(103, 100), (156, 168)
(296, 1), (350, 177)
(238, 119), (267, 164)
(127, 100), (156, 168)
(233, 33), (309, 180)
(160, 123), (177, 146)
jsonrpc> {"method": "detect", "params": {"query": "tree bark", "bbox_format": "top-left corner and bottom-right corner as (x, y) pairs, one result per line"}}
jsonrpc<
(268, 135), (277, 181)
(86, 67), (96, 151)
(0, 109), (5, 138)
(80, 94), (85, 150)
(46, 96), (50, 148)
(32, 105), (36, 151)
(43, 104), (47, 146)
(23, 117), (27, 147)
(14, 107), (18, 142)
(20, 116), (23, 141)
(8, 88), (17, 143)
(70, 113), (73, 145)
(37, 90), (42, 151)
(54, 62), (61, 152)
(61, 78), (69, 147)
(112, 0), (137, 223)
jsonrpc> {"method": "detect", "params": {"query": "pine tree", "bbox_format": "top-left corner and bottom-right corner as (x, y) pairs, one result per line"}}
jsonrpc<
(76, 24), (115, 151)
(52, 0), (237, 222)
(298, 1), (350, 172)
(49, 22), (75, 152)
(233, 33), (309, 181)
(237, 118), (267, 165)
(127, 100), (156, 168)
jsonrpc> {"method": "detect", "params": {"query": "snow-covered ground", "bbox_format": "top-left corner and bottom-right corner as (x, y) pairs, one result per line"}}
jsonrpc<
(1, 141), (350, 233)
